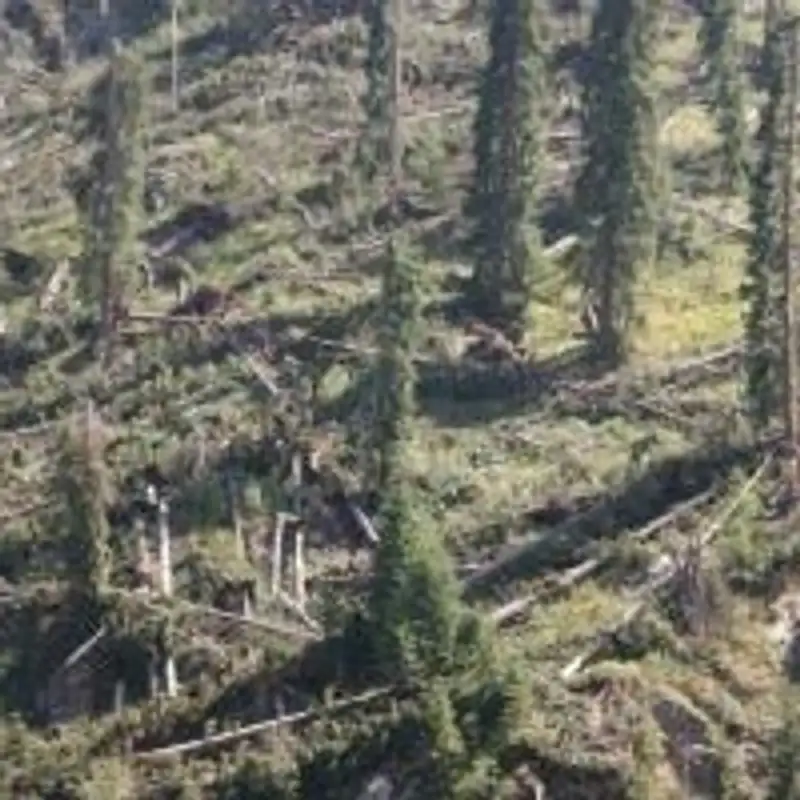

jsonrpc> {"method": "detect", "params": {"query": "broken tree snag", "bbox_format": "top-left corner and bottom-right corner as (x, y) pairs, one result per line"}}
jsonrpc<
(559, 456), (773, 683)
(292, 525), (306, 607)
(157, 498), (178, 698)
(133, 686), (394, 760)
(163, 631), (178, 699)
(270, 512), (286, 596)
(158, 498), (173, 599)
(148, 661), (160, 699)
(242, 585), (253, 619)
(134, 519), (155, 593)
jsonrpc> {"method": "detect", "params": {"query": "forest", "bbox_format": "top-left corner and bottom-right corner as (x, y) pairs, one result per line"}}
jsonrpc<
(2, 0), (800, 797)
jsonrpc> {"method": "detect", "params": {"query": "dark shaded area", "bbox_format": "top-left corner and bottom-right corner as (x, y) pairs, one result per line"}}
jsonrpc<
(5, 0), (171, 69)
(3, 0), (68, 71)
(144, 202), (237, 259)
(168, 283), (229, 317)
(502, 742), (631, 800)
(464, 435), (772, 599)
(1, 247), (47, 289)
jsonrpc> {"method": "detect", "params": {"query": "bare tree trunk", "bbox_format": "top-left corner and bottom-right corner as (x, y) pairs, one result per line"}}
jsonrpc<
(270, 513), (285, 596)
(242, 587), (253, 618)
(157, 499), (178, 697)
(158, 500), (173, 598)
(148, 661), (159, 698)
(114, 680), (126, 712)
(292, 527), (306, 606)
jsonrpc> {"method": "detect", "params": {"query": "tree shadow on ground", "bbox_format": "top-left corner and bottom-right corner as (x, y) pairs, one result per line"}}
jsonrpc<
(315, 342), (597, 429)
(463, 434), (768, 600)
(151, 0), (368, 88)
(416, 344), (597, 427)
(146, 296), (378, 377)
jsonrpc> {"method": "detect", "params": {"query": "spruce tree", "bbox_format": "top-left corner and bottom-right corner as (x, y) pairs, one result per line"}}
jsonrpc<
(466, 0), (546, 344)
(369, 477), (465, 682)
(365, 235), (466, 682)
(72, 44), (145, 360)
(371, 237), (421, 491)
(355, 0), (392, 183)
(742, 12), (788, 431)
(698, 0), (747, 192)
(575, 0), (661, 365)
(51, 407), (114, 603)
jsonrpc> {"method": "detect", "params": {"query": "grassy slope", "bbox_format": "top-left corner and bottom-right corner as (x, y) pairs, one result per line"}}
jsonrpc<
(0, 0), (798, 797)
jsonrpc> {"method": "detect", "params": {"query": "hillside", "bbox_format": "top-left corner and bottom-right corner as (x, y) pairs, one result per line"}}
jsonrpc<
(0, 0), (798, 797)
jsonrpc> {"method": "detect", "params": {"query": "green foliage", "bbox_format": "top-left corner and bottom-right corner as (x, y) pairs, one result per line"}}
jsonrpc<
(0, 717), (88, 799)
(368, 480), (465, 683)
(355, 0), (392, 183)
(370, 238), (422, 491)
(766, 694), (800, 799)
(51, 411), (114, 601)
(466, 0), (546, 343)
(627, 711), (663, 799)
(698, 0), (747, 192)
(742, 13), (789, 432)
(575, 0), (661, 364)
(214, 755), (295, 798)
(71, 45), (146, 337)
(717, 471), (769, 585)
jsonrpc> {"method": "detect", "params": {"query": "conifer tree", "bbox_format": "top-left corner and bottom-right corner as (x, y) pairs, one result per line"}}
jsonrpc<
(575, 0), (661, 365)
(371, 238), (421, 491)
(466, 0), (546, 344)
(355, 0), (392, 183)
(52, 406), (114, 603)
(698, 0), (747, 192)
(71, 44), (145, 360)
(742, 11), (789, 431)
(365, 235), (466, 682)
(369, 476), (465, 682)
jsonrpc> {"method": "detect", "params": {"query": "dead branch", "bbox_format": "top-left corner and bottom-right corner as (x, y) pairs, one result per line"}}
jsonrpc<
(50, 626), (109, 678)
(133, 686), (394, 760)
(489, 488), (716, 626)
(559, 456), (773, 683)
(0, 419), (61, 440)
(670, 198), (750, 238)
(274, 589), (323, 636)
(0, 499), (53, 525)
(105, 586), (320, 642)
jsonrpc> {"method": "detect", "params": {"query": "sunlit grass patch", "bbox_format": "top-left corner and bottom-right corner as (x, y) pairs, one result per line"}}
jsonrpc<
(634, 244), (744, 361)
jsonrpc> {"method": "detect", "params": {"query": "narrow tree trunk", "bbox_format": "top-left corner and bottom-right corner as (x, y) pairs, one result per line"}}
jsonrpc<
(293, 526), (306, 606)
(148, 661), (159, 698)
(242, 587), (253, 618)
(114, 679), (126, 712)
(157, 499), (177, 697)
(158, 500), (173, 598)
(270, 513), (285, 596)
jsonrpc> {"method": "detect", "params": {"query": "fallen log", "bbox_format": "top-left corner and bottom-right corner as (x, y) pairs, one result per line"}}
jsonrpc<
(133, 686), (394, 760)
(559, 455), (773, 683)
(489, 488), (716, 626)
(105, 587), (320, 642)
